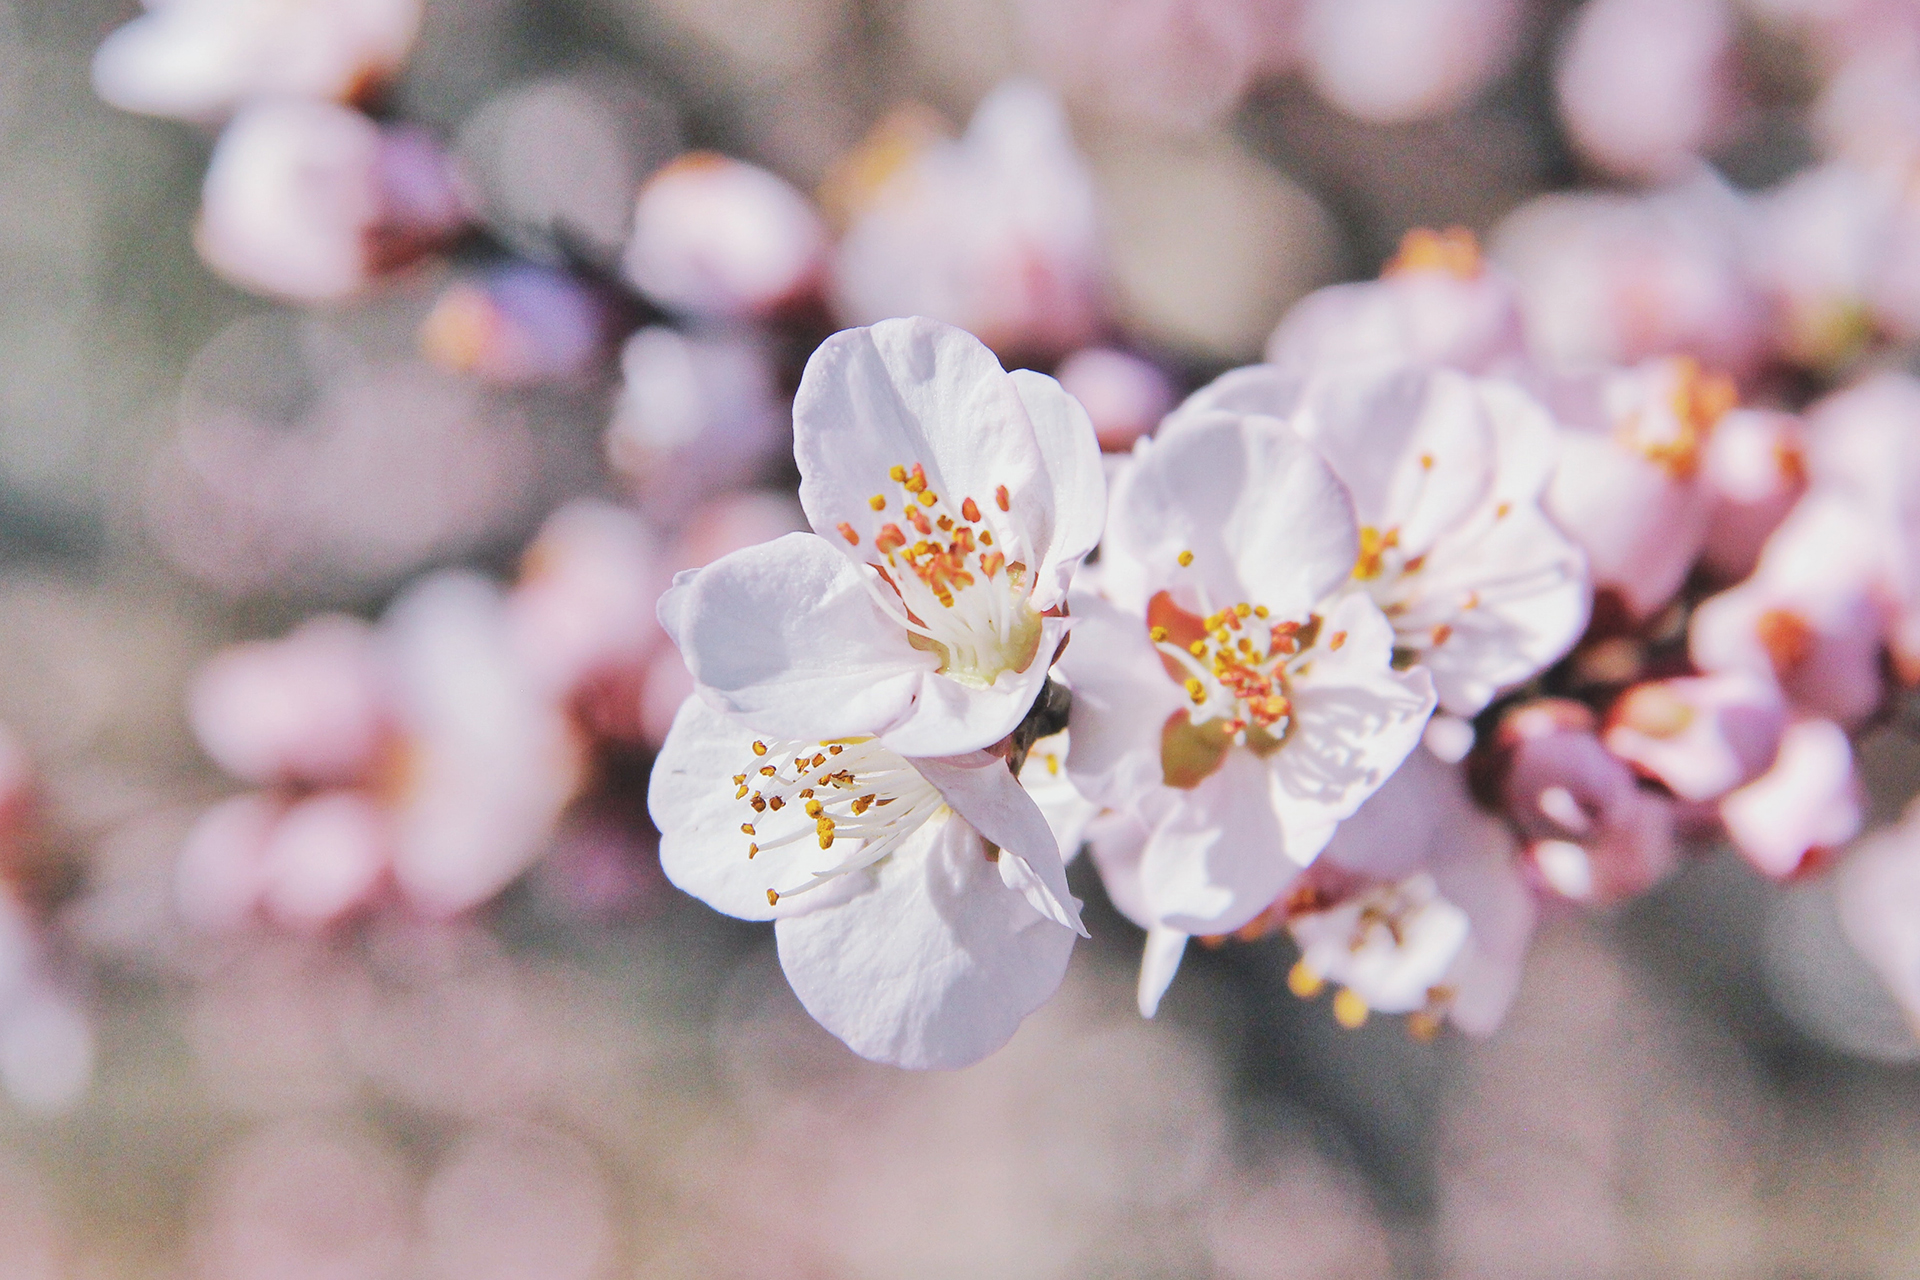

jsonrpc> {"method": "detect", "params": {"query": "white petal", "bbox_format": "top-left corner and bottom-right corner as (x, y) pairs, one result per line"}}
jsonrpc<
(794, 318), (1051, 570)
(1009, 368), (1106, 611)
(1058, 592), (1186, 809)
(915, 750), (1086, 935)
(1107, 412), (1359, 621)
(774, 812), (1075, 1069)
(1271, 594), (1437, 861)
(1161, 364), (1308, 436)
(876, 614), (1069, 757)
(647, 697), (860, 922)
(1017, 729), (1101, 864)
(658, 532), (935, 742)
(1138, 748), (1299, 935)
(1291, 366), (1496, 558)
(1084, 807), (1157, 929)
(1137, 926), (1190, 1018)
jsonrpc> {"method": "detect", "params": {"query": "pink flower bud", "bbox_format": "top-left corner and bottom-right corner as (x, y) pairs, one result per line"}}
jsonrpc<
(1603, 672), (1787, 802)
(1053, 348), (1175, 451)
(1721, 717), (1861, 879)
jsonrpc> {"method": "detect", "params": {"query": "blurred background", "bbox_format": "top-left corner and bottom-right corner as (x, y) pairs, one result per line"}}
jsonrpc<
(6, 0), (1920, 1275)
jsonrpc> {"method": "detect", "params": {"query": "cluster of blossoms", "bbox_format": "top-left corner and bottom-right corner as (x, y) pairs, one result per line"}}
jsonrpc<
(68, 0), (1920, 1088)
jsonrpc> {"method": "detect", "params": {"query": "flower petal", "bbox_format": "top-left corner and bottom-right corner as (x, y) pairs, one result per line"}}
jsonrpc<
(1137, 925), (1190, 1018)
(1138, 748), (1299, 935)
(1107, 412), (1359, 621)
(774, 812), (1075, 1068)
(914, 749), (1085, 935)
(876, 614), (1070, 757)
(1059, 592), (1186, 809)
(1009, 368), (1105, 611)
(658, 532), (935, 742)
(1270, 594), (1436, 861)
(647, 696), (861, 921)
(1161, 364), (1307, 434)
(794, 318), (1050, 571)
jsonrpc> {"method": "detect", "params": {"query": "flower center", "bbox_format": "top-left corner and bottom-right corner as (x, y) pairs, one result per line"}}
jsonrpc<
(836, 462), (1042, 689)
(731, 734), (945, 905)
(1144, 560), (1322, 785)
(1286, 873), (1466, 1037)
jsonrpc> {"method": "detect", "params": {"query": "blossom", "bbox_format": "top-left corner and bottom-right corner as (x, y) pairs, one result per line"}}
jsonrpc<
(1283, 749), (1535, 1037)
(1541, 356), (1737, 619)
(1265, 228), (1528, 378)
(647, 696), (1083, 1068)
(91, 0), (421, 122)
(1168, 361), (1589, 716)
(1553, 0), (1738, 182)
(1297, 0), (1525, 126)
(830, 83), (1105, 359)
(1053, 348), (1176, 453)
(419, 266), (609, 388)
(622, 153), (828, 323)
(1602, 672), (1787, 803)
(1699, 408), (1807, 582)
(1720, 717), (1862, 880)
(1063, 408), (1435, 1013)
(195, 101), (466, 303)
(659, 317), (1104, 758)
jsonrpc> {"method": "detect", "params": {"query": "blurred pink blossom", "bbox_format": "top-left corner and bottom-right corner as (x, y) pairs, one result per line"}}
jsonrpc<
(420, 266), (609, 387)
(831, 81), (1106, 359)
(623, 152), (827, 322)
(1720, 716), (1861, 879)
(1297, 0), (1523, 125)
(1053, 347), (1176, 452)
(1602, 672), (1787, 803)
(1699, 408), (1808, 581)
(1554, 0), (1739, 182)
(91, 0), (422, 122)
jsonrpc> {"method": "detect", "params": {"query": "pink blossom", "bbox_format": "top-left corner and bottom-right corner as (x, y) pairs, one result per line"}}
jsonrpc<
(623, 152), (827, 322)
(506, 500), (669, 705)
(1053, 348), (1176, 452)
(1541, 357), (1736, 619)
(1720, 718), (1861, 879)
(1495, 700), (1678, 905)
(831, 81), (1105, 359)
(1297, 0), (1523, 125)
(1602, 672), (1787, 803)
(1554, 0), (1739, 182)
(1265, 227), (1528, 377)
(196, 101), (466, 303)
(1699, 408), (1808, 582)
(419, 267), (608, 388)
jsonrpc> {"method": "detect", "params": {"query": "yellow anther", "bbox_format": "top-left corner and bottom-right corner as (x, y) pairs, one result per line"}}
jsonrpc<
(805, 799), (824, 818)
(767, 889), (780, 905)
(918, 489), (937, 507)
(1189, 640), (1208, 656)
(732, 773), (747, 785)
(816, 816), (836, 849)
(1329, 631), (1347, 651)
(961, 497), (981, 522)
(979, 530), (993, 545)
(1420, 452), (1434, 470)
(759, 765), (775, 776)
(1149, 626), (1169, 643)
(740, 823), (756, 835)
(869, 494), (886, 510)
(768, 797), (784, 811)
(1287, 959), (1324, 998)
(888, 465), (907, 482)
(1253, 605), (1269, 618)
(1332, 988), (1370, 1029)
(750, 796), (766, 812)
(851, 794), (875, 815)
(752, 741), (768, 756)
(747, 843), (758, 858)
(1184, 677), (1205, 703)
(1177, 549), (1194, 567)
(734, 785), (748, 799)
(1234, 603), (1251, 618)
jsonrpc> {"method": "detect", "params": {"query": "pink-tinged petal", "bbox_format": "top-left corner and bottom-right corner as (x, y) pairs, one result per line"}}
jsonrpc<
(1700, 408), (1806, 582)
(648, 697), (859, 922)
(1290, 366), (1495, 560)
(915, 750), (1085, 935)
(382, 572), (585, 917)
(1107, 413), (1359, 622)
(1138, 749), (1298, 936)
(875, 615), (1069, 758)
(1408, 500), (1590, 716)
(1161, 364), (1308, 435)
(1137, 925), (1190, 1018)
(1430, 823), (1534, 1037)
(1604, 672), (1786, 802)
(657, 532), (935, 743)
(1545, 423), (1710, 620)
(1264, 260), (1527, 376)
(176, 793), (279, 932)
(794, 318), (1050, 571)
(773, 812), (1075, 1069)
(258, 791), (391, 929)
(1008, 368), (1105, 611)
(1835, 808), (1920, 1025)
(1084, 807), (1156, 930)
(1720, 718), (1861, 880)
(1270, 595), (1437, 860)
(1059, 593), (1186, 810)
(1320, 745), (1454, 881)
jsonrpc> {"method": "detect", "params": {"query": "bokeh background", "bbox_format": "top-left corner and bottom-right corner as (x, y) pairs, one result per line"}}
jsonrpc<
(6, 0), (1920, 1275)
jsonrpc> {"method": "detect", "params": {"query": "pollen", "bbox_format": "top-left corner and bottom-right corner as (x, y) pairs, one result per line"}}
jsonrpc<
(837, 522), (860, 545)
(816, 816), (836, 849)
(979, 530), (993, 545)
(1288, 959), (1324, 998)
(1234, 603), (1251, 618)
(995, 484), (1010, 512)
(1149, 626), (1169, 642)
(1329, 631), (1347, 651)
(740, 823), (756, 835)
(961, 497), (980, 522)
(805, 799), (824, 817)
(752, 741), (769, 756)
(869, 494), (886, 511)
(747, 843), (758, 858)
(918, 489), (937, 507)
(1184, 677), (1206, 702)
(1177, 549), (1194, 567)
(1332, 988), (1370, 1029)
(1431, 624), (1452, 647)
(889, 465), (907, 482)
(1189, 640), (1207, 656)
(766, 889), (780, 905)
